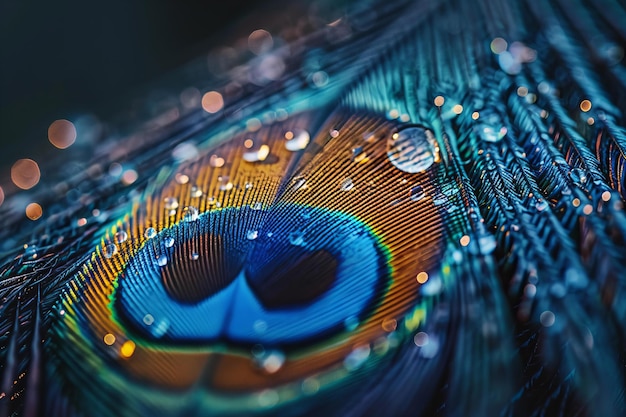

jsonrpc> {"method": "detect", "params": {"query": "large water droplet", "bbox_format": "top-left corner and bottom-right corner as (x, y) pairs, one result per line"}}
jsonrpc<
(387, 127), (438, 173)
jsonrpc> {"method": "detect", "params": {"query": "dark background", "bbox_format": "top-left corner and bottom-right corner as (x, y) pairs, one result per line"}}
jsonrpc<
(0, 0), (282, 184)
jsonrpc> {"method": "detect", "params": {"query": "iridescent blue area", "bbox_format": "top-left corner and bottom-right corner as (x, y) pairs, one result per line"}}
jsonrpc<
(115, 203), (389, 345)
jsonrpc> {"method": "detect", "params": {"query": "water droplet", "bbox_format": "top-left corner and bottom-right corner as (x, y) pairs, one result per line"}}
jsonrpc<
(164, 237), (175, 248)
(243, 144), (271, 162)
(344, 345), (371, 371)
(190, 252), (199, 261)
(142, 314), (154, 326)
(292, 177), (306, 190)
(257, 389), (279, 408)
(288, 231), (305, 246)
(285, 129), (310, 151)
(253, 320), (268, 334)
(540, 310), (555, 327)
(340, 178), (354, 191)
(23, 244), (38, 260)
(114, 231), (128, 244)
(477, 235), (496, 254)
(164, 197), (179, 210)
(344, 316), (360, 331)
(478, 125), (506, 142)
(156, 255), (168, 266)
(387, 127), (439, 173)
(251, 202), (263, 210)
(144, 227), (156, 239)
(536, 200), (549, 212)
(151, 318), (170, 338)
(103, 243), (118, 258)
(190, 185), (203, 198)
(569, 168), (588, 185)
(253, 349), (285, 374)
(218, 176), (234, 191)
(247, 230), (259, 240)
(351, 146), (367, 162)
(409, 185), (425, 201)
(182, 206), (199, 222)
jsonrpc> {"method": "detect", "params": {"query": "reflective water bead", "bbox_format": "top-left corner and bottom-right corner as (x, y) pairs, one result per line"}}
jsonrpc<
(409, 185), (425, 201)
(182, 206), (199, 222)
(190, 185), (203, 198)
(387, 126), (439, 173)
(114, 231), (128, 244)
(247, 230), (259, 240)
(163, 197), (179, 210)
(569, 168), (588, 185)
(164, 237), (175, 248)
(340, 178), (354, 191)
(156, 255), (168, 267)
(103, 243), (118, 259)
(23, 244), (38, 260)
(144, 227), (157, 239)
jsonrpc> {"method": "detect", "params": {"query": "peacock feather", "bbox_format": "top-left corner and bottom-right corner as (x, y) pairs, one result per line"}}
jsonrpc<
(1, 0), (626, 416)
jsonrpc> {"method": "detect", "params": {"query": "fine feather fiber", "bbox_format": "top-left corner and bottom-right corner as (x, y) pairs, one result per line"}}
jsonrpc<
(1, 0), (626, 416)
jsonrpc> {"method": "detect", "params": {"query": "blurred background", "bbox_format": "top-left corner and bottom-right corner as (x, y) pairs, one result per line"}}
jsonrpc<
(0, 0), (293, 198)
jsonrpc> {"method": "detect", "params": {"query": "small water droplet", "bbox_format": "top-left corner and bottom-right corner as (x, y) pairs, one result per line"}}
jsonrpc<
(251, 202), (263, 210)
(190, 252), (199, 261)
(182, 206), (199, 222)
(569, 168), (588, 185)
(156, 255), (168, 266)
(164, 197), (179, 210)
(218, 176), (234, 191)
(409, 185), (425, 201)
(144, 227), (156, 239)
(344, 345), (371, 371)
(387, 127), (439, 173)
(253, 349), (286, 374)
(247, 230), (259, 240)
(340, 178), (354, 191)
(292, 177), (306, 190)
(285, 129), (310, 151)
(164, 237), (175, 248)
(190, 185), (203, 198)
(115, 231), (128, 244)
(478, 125), (506, 142)
(351, 146), (367, 162)
(536, 200), (549, 212)
(23, 244), (38, 260)
(288, 231), (305, 246)
(253, 320), (268, 334)
(103, 243), (118, 258)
